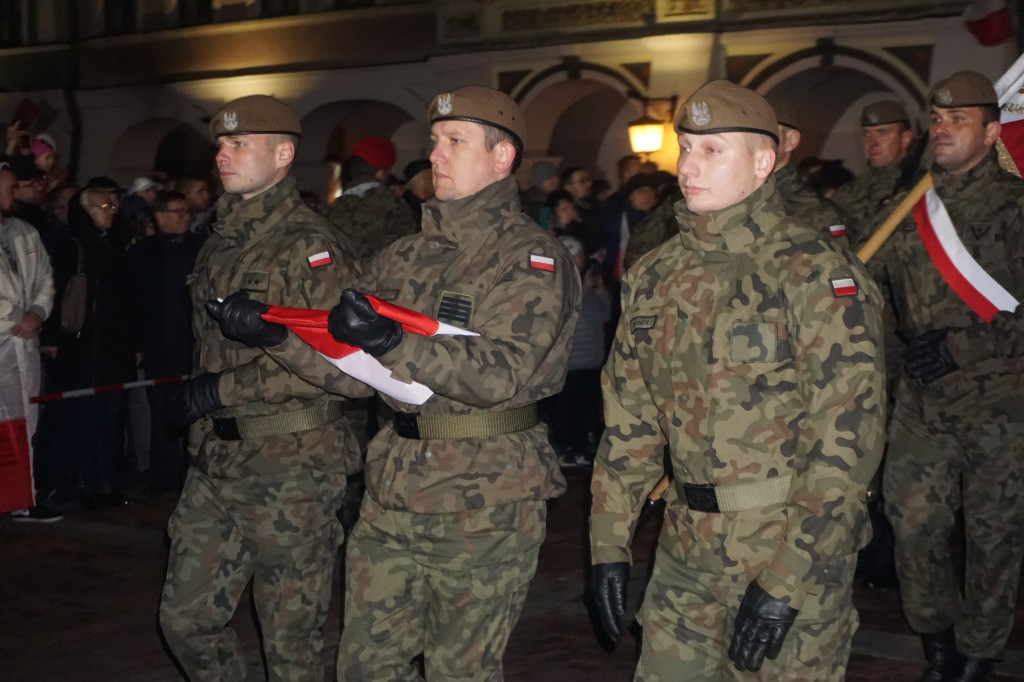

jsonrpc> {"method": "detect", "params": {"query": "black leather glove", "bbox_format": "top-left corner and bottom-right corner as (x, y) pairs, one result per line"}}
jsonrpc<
(327, 288), (403, 357)
(206, 292), (287, 347)
(161, 372), (224, 433)
(728, 581), (799, 672)
(589, 562), (630, 645)
(904, 328), (958, 384)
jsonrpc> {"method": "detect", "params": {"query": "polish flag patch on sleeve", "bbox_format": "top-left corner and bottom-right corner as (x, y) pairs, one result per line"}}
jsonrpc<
(829, 224), (847, 238)
(529, 254), (555, 272)
(831, 277), (858, 297)
(308, 251), (332, 269)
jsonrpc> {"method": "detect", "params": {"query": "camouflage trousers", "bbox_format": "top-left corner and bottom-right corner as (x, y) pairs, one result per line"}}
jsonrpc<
(159, 467), (346, 682)
(635, 549), (858, 681)
(883, 401), (1024, 659)
(336, 497), (546, 681)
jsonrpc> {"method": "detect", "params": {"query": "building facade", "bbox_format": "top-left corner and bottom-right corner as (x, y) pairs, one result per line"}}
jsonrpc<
(0, 0), (1017, 197)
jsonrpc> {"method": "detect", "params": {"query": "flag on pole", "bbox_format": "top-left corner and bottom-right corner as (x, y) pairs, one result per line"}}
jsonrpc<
(964, 0), (1014, 46)
(995, 51), (1024, 176)
(261, 295), (477, 406)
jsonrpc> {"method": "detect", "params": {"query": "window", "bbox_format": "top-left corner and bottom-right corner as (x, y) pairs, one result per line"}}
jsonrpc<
(0, 0), (23, 48)
(104, 0), (136, 35)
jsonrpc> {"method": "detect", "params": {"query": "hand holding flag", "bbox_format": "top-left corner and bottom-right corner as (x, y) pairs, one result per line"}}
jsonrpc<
(259, 291), (477, 406)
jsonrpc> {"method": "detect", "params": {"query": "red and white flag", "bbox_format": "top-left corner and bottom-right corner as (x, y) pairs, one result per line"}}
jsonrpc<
(995, 51), (1024, 175)
(0, 339), (35, 512)
(261, 295), (476, 406)
(964, 0), (1014, 46)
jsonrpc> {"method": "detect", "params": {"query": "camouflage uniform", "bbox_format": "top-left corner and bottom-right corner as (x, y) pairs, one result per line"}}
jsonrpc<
(879, 152), (1024, 660)
(324, 183), (418, 263)
(774, 164), (857, 249)
(159, 176), (367, 682)
(832, 163), (906, 251)
(334, 175), (581, 681)
(590, 177), (886, 680)
(622, 188), (682, 272)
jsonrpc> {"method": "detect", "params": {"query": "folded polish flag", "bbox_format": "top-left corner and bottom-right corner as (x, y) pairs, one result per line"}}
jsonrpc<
(261, 295), (476, 406)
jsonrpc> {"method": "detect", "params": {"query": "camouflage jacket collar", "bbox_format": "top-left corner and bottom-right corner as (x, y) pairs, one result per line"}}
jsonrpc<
(674, 177), (785, 253)
(772, 163), (803, 195)
(866, 162), (902, 184)
(214, 176), (301, 239)
(931, 149), (1001, 196)
(420, 175), (520, 246)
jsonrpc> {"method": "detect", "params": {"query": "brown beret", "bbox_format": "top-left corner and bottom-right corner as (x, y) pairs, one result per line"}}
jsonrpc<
(862, 100), (910, 126)
(766, 95), (800, 131)
(930, 71), (997, 109)
(675, 80), (779, 145)
(210, 95), (302, 138)
(428, 86), (526, 148)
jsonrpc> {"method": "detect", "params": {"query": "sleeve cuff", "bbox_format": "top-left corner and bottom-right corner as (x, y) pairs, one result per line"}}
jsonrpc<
(755, 543), (817, 610)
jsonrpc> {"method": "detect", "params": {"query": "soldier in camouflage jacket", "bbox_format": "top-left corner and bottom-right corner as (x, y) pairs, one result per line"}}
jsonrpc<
(589, 81), (885, 681)
(158, 95), (367, 682)
(876, 72), (1024, 682)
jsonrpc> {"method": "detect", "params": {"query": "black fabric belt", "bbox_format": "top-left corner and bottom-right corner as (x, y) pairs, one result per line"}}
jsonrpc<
(393, 404), (539, 440)
(212, 401), (344, 440)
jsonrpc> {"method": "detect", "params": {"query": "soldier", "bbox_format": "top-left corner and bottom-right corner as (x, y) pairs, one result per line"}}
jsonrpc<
(322, 85), (581, 680)
(832, 100), (916, 245)
(767, 96), (857, 248)
(158, 95), (367, 682)
(878, 71), (1024, 682)
(588, 80), (885, 680)
(324, 135), (418, 263)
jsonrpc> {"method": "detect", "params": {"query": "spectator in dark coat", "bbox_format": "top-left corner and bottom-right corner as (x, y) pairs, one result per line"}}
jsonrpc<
(52, 186), (137, 509)
(127, 190), (203, 494)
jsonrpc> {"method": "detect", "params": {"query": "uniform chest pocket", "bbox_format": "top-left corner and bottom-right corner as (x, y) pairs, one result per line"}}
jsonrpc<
(374, 278), (405, 302)
(729, 320), (780, 364)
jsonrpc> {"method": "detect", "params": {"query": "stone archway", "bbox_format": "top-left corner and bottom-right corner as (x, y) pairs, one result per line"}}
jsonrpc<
(108, 117), (209, 185)
(296, 99), (415, 203)
(743, 45), (929, 175)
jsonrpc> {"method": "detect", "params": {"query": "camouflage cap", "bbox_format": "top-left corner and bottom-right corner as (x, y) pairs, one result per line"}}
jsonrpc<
(675, 80), (779, 145)
(766, 95), (800, 131)
(210, 95), (302, 138)
(929, 71), (997, 109)
(427, 85), (526, 148)
(861, 100), (910, 126)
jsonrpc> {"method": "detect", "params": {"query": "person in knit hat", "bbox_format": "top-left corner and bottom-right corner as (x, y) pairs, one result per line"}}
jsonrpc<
(324, 134), (416, 262)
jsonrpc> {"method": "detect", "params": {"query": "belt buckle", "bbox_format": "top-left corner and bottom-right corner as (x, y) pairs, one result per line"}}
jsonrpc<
(393, 412), (421, 440)
(683, 483), (720, 514)
(212, 418), (241, 441)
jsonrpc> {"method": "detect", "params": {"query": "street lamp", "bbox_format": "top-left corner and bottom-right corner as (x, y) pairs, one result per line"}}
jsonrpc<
(626, 94), (678, 155)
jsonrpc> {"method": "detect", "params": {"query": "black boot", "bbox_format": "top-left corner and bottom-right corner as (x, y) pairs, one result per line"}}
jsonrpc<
(952, 656), (996, 682)
(920, 627), (962, 682)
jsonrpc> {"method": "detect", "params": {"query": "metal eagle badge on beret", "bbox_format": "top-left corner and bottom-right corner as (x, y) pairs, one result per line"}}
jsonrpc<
(691, 101), (711, 126)
(224, 112), (238, 131)
(437, 93), (453, 116)
(935, 89), (953, 106)
(865, 112), (878, 125)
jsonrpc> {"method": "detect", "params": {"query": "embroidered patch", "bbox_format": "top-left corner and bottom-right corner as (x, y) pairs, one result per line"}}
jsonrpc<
(829, 224), (847, 238)
(223, 112), (238, 131)
(240, 271), (270, 294)
(631, 315), (657, 332)
(831, 277), (858, 297)
(529, 254), (555, 271)
(307, 251), (332, 268)
(436, 290), (474, 329)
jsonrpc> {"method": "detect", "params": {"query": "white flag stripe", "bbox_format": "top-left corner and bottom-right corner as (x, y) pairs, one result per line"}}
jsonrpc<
(318, 350), (435, 406)
(433, 322), (479, 337)
(925, 189), (1020, 313)
(308, 251), (329, 262)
